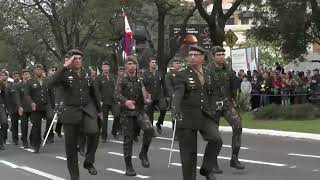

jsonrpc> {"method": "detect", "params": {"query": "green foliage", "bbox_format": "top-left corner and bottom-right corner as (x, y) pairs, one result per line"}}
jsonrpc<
(253, 104), (320, 120)
(248, 0), (319, 60)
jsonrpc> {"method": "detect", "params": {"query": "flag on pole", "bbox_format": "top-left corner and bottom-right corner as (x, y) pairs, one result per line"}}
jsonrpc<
(123, 10), (133, 56)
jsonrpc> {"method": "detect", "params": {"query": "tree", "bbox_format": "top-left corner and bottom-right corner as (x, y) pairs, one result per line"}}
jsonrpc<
(194, 0), (245, 46)
(247, 0), (319, 60)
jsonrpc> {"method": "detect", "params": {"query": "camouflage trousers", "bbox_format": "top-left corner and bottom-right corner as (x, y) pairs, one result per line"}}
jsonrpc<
(121, 112), (154, 159)
(217, 104), (242, 159)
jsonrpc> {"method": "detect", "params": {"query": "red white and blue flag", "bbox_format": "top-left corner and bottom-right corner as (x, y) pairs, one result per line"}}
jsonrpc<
(123, 11), (132, 56)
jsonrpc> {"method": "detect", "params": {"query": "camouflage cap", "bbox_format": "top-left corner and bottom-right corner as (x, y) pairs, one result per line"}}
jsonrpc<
(34, 64), (44, 70)
(102, 60), (110, 65)
(125, 55), (138, 64)
(66, 49), (83, 58)
(21, 68), (30, 73)
(11, 70), (20, 75)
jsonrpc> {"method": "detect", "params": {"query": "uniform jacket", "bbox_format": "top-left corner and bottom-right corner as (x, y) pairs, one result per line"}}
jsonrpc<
(24, 78), (52, 112)
(49, 67), (101, 133)
(114, 73), (145, 115)
(165, 70), (178, 98)
(95, 73), (117, 105)
(171, 66), (215, 130)
(142, 70), (164, 101)
(17, 81), (32, 113)
(5, 81), (20, 114)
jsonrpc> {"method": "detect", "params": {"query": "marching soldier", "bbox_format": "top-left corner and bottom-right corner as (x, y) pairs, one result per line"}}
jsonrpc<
(6, 71), (23, 146)
(207, 46), (245, 172)
(172, 45), (222, 180)
(49, 49), (101, 180)
(142, 57), (167, 134)
(25, 64), (53, 153)
(17, 68), (32, 148)
(95, 60), (121, 141)
(0, 71), (10, 143)
(0, 80), (7, 150)
(165, 57), (182, 139)
(114, 55), (154, 176)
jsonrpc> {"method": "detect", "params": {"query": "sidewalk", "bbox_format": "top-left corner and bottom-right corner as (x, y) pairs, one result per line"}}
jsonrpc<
(160, 121), (320, 141)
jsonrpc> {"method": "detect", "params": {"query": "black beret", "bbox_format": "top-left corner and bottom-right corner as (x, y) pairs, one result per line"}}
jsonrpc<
(125, 55), (138, 64)
(21, 68), (30, 73)
(102, 61), (110, 65)
(211, 46), (225, 55)
(189, 45), (206, 54)
(34, 64), (44, 70)
(172, 56), (182, 63)
(66, 49), (83, 57)
(12, 71), (20, 75)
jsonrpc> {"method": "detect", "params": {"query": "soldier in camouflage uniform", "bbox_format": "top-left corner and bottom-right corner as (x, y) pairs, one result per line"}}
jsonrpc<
(114, 56), (154, 176)
(207, 46), (245, 172)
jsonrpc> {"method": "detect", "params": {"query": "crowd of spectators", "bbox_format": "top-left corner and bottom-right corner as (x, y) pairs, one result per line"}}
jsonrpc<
(236, 63), (320, 110)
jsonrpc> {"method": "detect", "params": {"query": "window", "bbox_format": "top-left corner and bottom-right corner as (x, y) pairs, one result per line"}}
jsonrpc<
(241, 18), (250, 25)
(225, 18), (235, 25)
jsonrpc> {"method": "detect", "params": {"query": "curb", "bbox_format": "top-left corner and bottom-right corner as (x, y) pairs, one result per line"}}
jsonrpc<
(159, 121), (320, 141)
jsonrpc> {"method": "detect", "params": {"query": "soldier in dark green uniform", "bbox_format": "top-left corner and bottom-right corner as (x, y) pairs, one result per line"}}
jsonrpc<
(207, 46), (245, 171)
(114, 55), (154, 176)
(6, 71), (23, 146)
(25, 64), (53, 153)
(0, 80), (7, 150)
(172, 45), (222, 180)
(17, 68), (32, 148)
(142, 57), (167, 134)
(165, 57), (181, 139)
(95, 60), (120, 141)
(49, 49), (102, 180)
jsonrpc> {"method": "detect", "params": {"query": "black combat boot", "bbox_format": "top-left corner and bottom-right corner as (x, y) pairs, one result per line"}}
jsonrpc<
(125, 157), (136, 176)
(230, 156), (245, 169)
(139, 152), (150, 168)
(0, 139), (4, 151)
(200, 169), (216, 180)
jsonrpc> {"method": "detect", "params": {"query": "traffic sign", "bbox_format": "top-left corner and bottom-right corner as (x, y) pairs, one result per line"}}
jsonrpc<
(225, 29), (238, 48)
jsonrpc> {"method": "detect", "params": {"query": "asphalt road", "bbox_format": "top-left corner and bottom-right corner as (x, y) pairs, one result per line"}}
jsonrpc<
(1, 118), (320, 180)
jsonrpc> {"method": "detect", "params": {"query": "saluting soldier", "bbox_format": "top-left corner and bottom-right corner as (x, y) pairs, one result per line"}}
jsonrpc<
(114, 56), (154, 176)
(25, 64), (53, 153)
(17, 68), (32, 148)
(142, 57), (167, 134)
(95, 60), (121, 141)
(207, 46), (245, 171)
(6, 71), (23, 146)
(49, 49), (101, 180)
(172, 45), (222, 180)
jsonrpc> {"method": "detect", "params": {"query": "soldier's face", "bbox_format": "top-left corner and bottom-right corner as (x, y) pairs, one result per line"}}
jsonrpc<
(12, 74), (21, 82)
(71, 55), (82, 69)
(22, 72), (31, 80)
(149, 60), (157, 69)
(102, 64), (110, 74)
(34, 68), (44, 77)
(188, 50), (204, 66)
(172, 62), (181, 71)
(48, 68), (57, 76)
(0, 73), (8, 81)
(213, 51), (226, 65)
(125, 61), (137, 73)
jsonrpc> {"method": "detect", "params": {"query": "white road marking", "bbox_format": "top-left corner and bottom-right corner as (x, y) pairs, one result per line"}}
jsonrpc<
(55, 156), (67, 161)
(0, 160), (65, 180)
(155, 137), (249, 149)
(288, 153), (320, 159)
(106, 168), (150, 179)
(160, 148), (287, 167)
(109, 140), (123, 144)
(108, 152), (137, 158)
(290, 166), (297, 169)
(20, 147), (35, 153)
(170, 163), (200, 169)
(312, 169), (319, 172)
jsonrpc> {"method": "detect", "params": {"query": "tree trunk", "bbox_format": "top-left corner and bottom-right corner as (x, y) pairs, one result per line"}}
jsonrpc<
(157, 8), (166, 75)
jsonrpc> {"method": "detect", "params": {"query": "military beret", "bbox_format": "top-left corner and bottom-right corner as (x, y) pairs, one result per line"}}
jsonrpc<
(313, 68), (319, 72)
(126, 55), (138, 64)
(12, 71), (20, 75)
(66, 49), (83, 58)
(102, 60), (110, 65)
(34, 64), (44, 70)
(189, 45), (206, 54)
(21, 68), (30, 73)
(211, 46), (226, 55)
(172, 56), (182, 63)
(49, 65), (57, 70)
